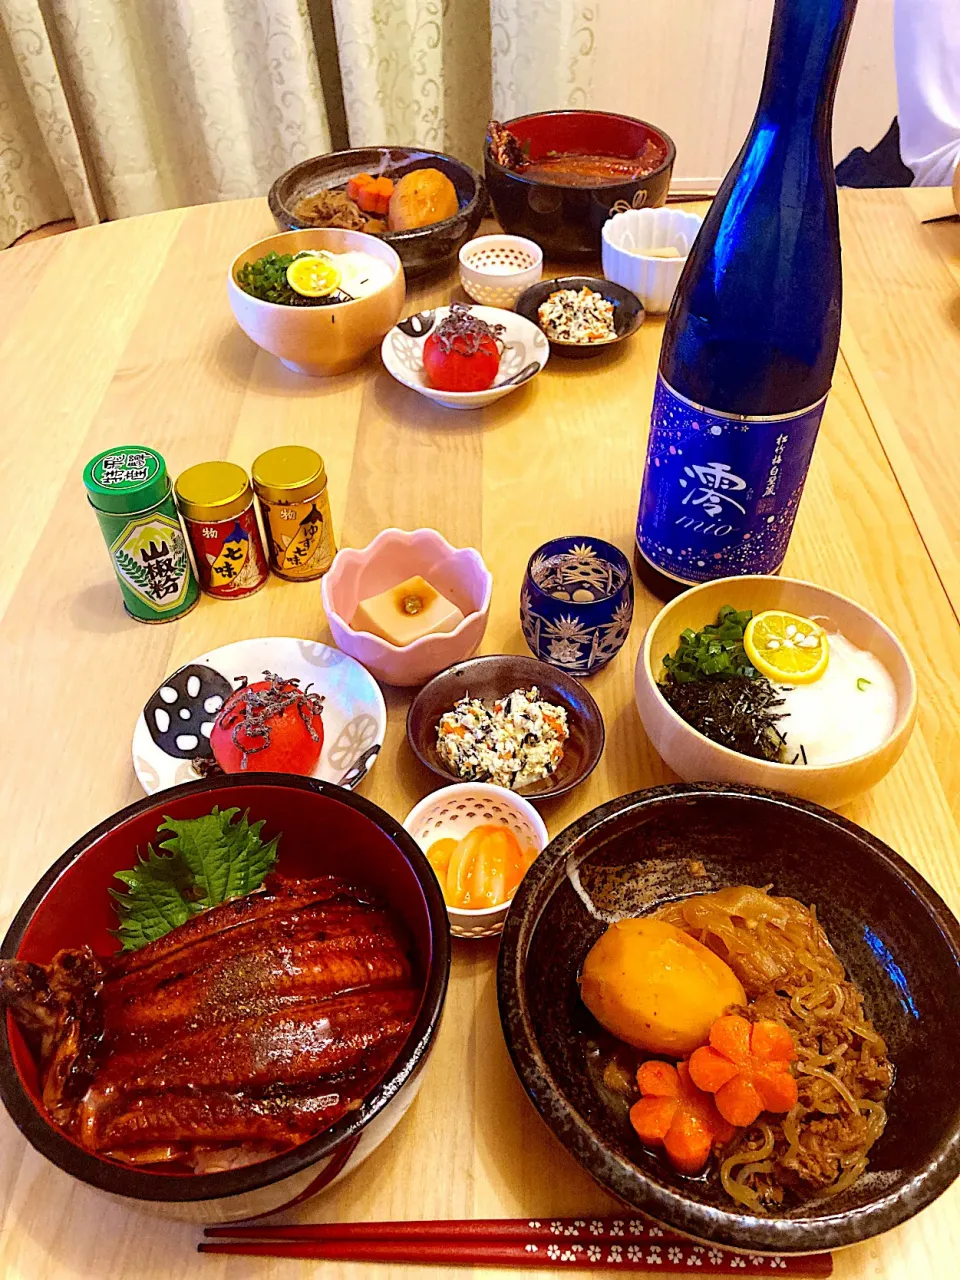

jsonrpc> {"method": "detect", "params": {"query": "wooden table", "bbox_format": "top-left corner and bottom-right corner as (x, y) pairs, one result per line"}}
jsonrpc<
(0, 190), (958, 1280)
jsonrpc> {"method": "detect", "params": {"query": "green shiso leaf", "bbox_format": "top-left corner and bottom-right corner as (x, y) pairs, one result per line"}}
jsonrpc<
(110, 807), (279, 951)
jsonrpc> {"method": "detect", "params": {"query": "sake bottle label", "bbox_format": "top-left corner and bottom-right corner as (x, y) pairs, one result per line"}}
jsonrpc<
(636, 375), (826, 585)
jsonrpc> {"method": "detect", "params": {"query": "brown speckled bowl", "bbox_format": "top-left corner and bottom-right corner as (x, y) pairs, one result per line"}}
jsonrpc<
(268, 147), (486, 280)
(406, 654), (604, 801)
(498, 784), (960, 1253)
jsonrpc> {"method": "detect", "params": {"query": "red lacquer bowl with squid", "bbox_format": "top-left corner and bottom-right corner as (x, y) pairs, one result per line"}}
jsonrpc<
(0, 776), (450, 1222)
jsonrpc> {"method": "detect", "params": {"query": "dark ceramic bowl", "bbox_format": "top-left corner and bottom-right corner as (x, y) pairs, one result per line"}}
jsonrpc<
(485, 111), (675, 261)
(515, 277), (644, 358)
(406, 654), (605, 801)
(498, 784), (960, 1254)
(268, 146), (486, 279)
(0, 775), (450, 1220)
(521, 535), (634, 675)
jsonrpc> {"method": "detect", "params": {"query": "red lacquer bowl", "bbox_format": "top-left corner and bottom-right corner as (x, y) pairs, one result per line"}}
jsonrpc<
(0, 776), (450, 1220)
(485, 110), (676, 261)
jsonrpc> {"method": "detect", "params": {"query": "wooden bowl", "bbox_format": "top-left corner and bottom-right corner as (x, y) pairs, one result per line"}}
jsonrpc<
(498, 783), (960, 1253)
(406, 654), (605, 801)
(227, 228), (405, 377)
(635, 576), (917, 810)
(268, 147), (486, 280)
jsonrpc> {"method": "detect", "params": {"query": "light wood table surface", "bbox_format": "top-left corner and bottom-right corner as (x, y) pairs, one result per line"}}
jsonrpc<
(0, 190), (958, 1280)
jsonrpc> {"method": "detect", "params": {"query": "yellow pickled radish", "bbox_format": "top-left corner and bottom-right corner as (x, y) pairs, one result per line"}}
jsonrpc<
(286, 253), (342, 297)
(744, 610), (829, 684)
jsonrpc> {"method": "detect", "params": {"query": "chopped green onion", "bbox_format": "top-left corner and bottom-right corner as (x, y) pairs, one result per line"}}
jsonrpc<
(856, 677), (872, 692)
(661, 604), (758, 683)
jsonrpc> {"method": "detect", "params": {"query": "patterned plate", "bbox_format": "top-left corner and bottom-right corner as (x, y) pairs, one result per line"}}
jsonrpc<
(380, 304), (549, 411)
(132, 637), (386, 795)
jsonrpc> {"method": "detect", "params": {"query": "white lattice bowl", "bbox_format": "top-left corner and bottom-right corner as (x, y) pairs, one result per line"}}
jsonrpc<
(459, 235), (543, 308)
(403, 783), (548, 939)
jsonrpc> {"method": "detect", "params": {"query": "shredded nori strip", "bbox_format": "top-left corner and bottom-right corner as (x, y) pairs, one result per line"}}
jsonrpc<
(659, 674), (787, 762)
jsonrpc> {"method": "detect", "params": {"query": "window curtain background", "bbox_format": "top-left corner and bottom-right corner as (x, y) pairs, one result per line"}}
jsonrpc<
(0, 0), (597, 249)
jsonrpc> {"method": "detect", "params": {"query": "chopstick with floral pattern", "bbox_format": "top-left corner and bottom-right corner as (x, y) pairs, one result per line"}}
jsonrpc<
(201, 1216), (832, 1274)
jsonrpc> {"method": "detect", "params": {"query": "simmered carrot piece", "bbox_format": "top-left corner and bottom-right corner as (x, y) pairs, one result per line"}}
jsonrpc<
(630, 1059), (736, 1175)
(688, 1014), (798, 1128)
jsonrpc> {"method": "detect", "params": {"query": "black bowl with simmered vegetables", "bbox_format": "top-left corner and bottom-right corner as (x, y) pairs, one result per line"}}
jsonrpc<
(269, 146), (486, 279)
(498, 783), (960, 1253)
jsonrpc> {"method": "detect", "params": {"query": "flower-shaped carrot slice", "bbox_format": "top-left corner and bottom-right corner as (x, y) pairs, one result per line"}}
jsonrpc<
(688, 1014), (798, 1128)
(630, 1059), (737, 1175)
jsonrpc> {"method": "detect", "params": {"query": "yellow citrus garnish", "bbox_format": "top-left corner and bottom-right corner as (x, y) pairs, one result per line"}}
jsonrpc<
(286, 253), (341, 298)
(744, 610), (829, 684)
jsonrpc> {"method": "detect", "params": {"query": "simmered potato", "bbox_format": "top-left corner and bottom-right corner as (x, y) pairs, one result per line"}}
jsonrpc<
(580, 917), (746, 1055)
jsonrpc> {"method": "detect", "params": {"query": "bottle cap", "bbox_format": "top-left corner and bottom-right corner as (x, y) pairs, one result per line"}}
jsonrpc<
(83, 446), (170, 515)
(252, 446), (326, 505)
(175, 461), (253, 523)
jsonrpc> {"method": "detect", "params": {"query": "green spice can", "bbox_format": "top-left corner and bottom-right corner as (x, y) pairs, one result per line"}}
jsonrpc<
(83, 446), (200, 624)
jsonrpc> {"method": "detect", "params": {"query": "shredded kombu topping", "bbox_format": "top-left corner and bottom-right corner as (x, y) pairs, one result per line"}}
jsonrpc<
(433, 302), (505, 355)
(219, 670), (325, 768)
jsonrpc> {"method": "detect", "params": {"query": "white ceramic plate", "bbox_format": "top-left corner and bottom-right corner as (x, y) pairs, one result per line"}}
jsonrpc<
(132, 637), (387, 795)
(380, 304), (549, 410)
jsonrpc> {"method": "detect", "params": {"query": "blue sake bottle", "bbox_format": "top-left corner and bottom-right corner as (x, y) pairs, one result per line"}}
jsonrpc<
(635, 0), (858, 595)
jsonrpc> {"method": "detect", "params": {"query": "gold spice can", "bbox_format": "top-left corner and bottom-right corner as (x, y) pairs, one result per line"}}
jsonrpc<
(251, 445), (336, 581)
(175, 461), (269, 600)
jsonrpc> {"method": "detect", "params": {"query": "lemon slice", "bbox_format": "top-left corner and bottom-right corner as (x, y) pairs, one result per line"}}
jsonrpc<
(286, 253), (341, 298)
(744, 610), (829, 684)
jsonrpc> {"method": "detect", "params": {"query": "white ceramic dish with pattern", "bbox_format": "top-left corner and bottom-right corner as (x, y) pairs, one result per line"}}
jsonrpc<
(458, 234), (543, 308)
(132, 637), (387, 795)
(380, 304), (549, 411)
(602, 207), (703, 314)
(403, 783), (548, 938)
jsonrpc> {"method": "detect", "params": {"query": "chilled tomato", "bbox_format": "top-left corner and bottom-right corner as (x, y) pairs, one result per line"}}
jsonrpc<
(423, 331), (501, 392)
(210, 673), (325, 775)
(421, 302), (504, 393)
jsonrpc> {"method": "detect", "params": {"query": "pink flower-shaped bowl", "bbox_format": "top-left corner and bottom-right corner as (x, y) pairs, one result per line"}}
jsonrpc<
(321, 528), (493, 687)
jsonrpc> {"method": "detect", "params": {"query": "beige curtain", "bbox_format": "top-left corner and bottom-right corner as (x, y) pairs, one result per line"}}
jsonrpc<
(330, 0), (492, 168)
(0, 0), (331, 246)
(0, 0), (600, 250)
(490, 1), (597, 118)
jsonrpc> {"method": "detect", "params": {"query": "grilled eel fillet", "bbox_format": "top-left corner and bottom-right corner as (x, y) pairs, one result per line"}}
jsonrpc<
(0, 876), (420, 1172)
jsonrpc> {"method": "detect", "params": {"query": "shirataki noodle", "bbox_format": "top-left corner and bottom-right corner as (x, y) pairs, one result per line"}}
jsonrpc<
(657, 885), (892, 1211)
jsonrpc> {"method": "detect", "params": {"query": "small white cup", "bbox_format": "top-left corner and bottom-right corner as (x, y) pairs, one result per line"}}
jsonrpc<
(602, 208), (703, 314)
(459, 235), (543, 309)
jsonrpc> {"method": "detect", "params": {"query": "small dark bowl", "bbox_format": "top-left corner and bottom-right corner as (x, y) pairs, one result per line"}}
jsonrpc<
(485, 110), (676, 261)
(0, 775), (450, 1219)
(515, 277), (644, 358)
(269, 146), (486, 280)
(498, 783), (960, 1253)
(406, 654), (605, 801)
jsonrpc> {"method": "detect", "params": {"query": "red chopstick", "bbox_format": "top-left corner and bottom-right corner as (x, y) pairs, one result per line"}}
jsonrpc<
(201, 1216), (832, 1275)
